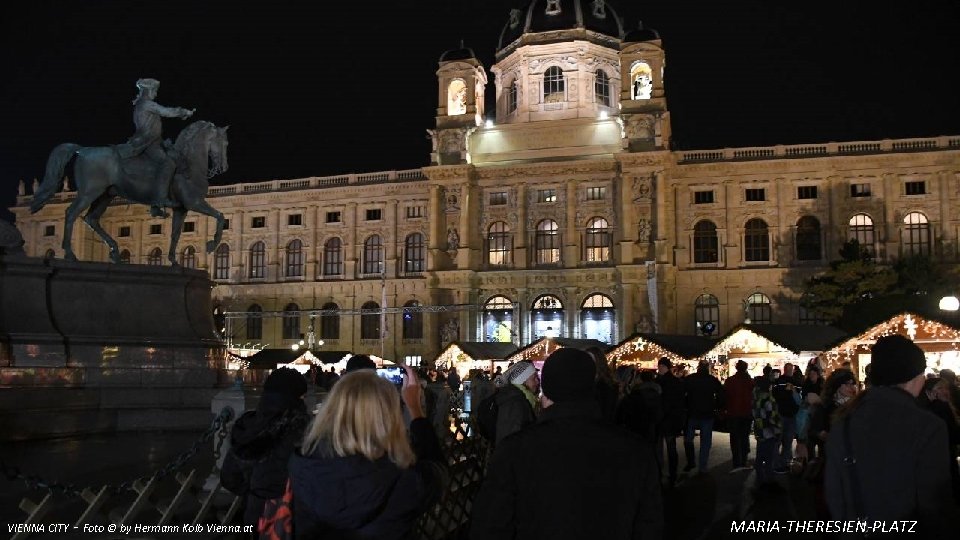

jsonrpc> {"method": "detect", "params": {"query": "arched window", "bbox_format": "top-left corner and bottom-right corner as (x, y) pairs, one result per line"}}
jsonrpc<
(246, 304), (262, 340)
(594, 70), (610, 107)
(693, 220), (719, 263)
(584, 217), (611, 263)
(507, 80), (519, 113)
(744, 219), (770, 262)
(249, 241), (265, 278)
(535, 219), (560, 265)
(323, 238), (343, 276)
(402, 300), (423, 339)
(487, 222), (512, 266)
(902, 212), (931, 256)
(630, 61), (653, 100)
(147, 247), (163, 266)
(363, 235), (383, 275)
(360, 301), (380, 339)
(694, 294), (720, 336)
(848, 214), (875, 257)
(483, 295), (514, 342)
(543, 66), (564, 103)
(44, 248), (56, 260)
(320, 302), (339, 340)
(285, 239), (303, 277)
(118, 249), (130, 264)
(447, 78), (467, 116)
(180, 246), (196, 269)
(282, 303), (300, 340)
(746, 293), (772, 324)
(532, 295), (564, 339)
(581, 294), (615, 343)
(214, 244), (229, 279)
(404, 233), (425, 274)
(795, 216), (822, 261)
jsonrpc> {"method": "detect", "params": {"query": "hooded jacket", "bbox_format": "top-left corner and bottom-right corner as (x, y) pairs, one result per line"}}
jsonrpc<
(288, 418), (446, 540)
(229, 392), (310, 525)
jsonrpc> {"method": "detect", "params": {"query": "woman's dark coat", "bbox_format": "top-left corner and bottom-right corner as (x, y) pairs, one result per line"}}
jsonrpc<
(288, 418), (446, 540)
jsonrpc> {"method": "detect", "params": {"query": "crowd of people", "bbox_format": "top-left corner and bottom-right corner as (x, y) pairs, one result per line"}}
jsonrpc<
(223, 337), (960, 538)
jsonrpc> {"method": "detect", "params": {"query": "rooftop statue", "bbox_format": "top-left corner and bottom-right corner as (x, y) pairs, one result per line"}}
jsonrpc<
(29, 79), (229, 266)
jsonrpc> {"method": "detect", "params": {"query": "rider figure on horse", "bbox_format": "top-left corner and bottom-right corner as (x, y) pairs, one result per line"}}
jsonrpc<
(120, 78), (194, 218)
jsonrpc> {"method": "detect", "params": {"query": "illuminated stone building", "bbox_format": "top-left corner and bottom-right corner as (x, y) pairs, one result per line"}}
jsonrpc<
(11, 0), (960, 364)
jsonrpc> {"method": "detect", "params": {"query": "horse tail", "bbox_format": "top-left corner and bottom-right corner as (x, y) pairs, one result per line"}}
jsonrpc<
(30, 143), (81, 214)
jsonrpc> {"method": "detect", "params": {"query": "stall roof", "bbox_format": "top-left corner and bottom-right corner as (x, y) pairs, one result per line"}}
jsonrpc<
(506, 337), (610, 362)
(246, 349), (351, 369)
(714, 324), (848, 354)
(823, 312), (960, 359)
(632, 333), (716, 359)
(445, 341), (519, 361)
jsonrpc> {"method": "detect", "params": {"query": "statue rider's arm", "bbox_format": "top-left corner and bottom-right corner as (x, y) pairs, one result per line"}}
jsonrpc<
(144, 101), (194, 119)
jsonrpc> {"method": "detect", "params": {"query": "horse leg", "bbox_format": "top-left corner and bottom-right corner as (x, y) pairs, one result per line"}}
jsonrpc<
(181, 198), (225, 253)
(61, 194), (96, 262)
(168, 207), (187, 266)
(83, 194), (121, 263)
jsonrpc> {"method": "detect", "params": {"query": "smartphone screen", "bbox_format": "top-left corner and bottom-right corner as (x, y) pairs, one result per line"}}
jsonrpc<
(376, 366), (403, 387)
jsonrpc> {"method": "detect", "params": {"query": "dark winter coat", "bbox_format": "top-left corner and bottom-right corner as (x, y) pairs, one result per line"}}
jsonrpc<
(825, 386), (953, 536)
(470, 400), (663, 540)
(773, 375), (800, 418)
(616, 382), (663, 443)
(494, 384), (536, 446)
(722, 371), (755, 418)
(683, 371), (723, 419)
(595, 378), (620, 423)
(656, 372), (686, 436)
(288, 418), (446, 540)
(228, 392), (310, 525)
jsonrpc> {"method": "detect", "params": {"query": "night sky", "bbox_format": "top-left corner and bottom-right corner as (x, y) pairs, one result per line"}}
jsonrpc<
(2, 0), (958, 223)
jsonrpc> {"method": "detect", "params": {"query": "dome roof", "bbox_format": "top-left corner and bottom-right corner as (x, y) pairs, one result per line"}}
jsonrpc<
(439, 46), (477, 63)
(623, 22), (660, 43)
(498, 0), (625, 53)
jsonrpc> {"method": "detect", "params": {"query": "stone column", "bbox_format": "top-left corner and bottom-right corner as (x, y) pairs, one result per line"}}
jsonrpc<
(457, 184), (471, 268)
(938, 170), (954, 260)
(515, 184), (527, 269)
(386, 200), (398, 278)
(564, 180), (578, 266)
(345, 203), (357, 278)
(428, 185), (443, 270)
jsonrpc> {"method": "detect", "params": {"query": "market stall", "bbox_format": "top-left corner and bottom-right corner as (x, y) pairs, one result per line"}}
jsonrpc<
(703, 324), (848, 380)
(819, 312), (960, 380)
(505, 337), (609, 370)
(433, 341), (519, 377)
(606, 333), (715, 373)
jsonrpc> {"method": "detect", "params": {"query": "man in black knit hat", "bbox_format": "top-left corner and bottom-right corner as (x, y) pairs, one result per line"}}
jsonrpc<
(825, 335), (956, 535)
(470, 348), (663, 540)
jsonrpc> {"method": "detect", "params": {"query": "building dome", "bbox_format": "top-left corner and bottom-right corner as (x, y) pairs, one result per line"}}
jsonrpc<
(498, 0), (625, 53)
(623, 22), (660, 43)
(439, 45), (477, 63)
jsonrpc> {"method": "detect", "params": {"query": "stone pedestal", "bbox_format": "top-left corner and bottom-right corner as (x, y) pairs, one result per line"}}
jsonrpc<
(0, 255), (227, 440)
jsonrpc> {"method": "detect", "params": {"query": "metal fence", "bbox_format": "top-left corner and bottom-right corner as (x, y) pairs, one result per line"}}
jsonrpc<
(4, 400), (489, 540)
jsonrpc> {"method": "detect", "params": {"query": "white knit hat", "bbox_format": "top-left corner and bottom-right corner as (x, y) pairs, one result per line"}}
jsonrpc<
(507, 361), (537, 385)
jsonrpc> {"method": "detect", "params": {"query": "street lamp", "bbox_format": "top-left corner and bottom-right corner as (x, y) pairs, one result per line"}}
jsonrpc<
(939, 295), (959, 311)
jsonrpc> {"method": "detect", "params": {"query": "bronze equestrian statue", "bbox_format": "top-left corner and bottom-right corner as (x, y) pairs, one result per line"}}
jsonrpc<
(30, 79), (229, 266)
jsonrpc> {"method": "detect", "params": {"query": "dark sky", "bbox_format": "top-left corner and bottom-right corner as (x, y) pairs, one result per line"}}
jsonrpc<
(2, 0), (958, 222)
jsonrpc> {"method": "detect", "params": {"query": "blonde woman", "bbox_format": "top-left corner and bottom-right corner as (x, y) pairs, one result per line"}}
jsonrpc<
(288, 365), (446, 539)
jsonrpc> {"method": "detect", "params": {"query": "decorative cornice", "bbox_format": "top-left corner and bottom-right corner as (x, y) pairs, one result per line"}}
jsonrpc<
(475, 160), (616, 180)
(422, 165), (473, 182)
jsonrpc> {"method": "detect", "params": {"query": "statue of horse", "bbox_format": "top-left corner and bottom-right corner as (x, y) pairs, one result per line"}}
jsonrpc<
(29, 121), (229, 265)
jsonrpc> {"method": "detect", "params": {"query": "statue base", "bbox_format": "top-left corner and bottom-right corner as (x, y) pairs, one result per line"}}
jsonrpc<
(0, 255), (229, 440)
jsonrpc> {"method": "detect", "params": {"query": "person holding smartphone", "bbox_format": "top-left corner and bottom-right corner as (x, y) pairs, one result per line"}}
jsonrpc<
(290, 365), (447, 539)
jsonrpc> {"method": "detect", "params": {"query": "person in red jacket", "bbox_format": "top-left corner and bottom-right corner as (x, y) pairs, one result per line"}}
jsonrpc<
(723, 360), (755, 472)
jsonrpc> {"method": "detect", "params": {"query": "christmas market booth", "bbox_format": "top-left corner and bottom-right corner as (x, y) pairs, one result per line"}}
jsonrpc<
(433, 341), (519, 377)
(505, 337), (610, 369)
(240, 348), (352, 384)
(704, 324), (848, 380)
(819, 312), (960, 381)
(606, 333), (716, 372)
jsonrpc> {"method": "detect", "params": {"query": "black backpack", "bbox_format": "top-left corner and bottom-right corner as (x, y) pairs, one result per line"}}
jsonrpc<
(474, 391), (499, 442)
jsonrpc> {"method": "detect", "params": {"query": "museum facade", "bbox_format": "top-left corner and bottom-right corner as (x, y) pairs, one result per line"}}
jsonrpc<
(11, 0), (960, 364)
